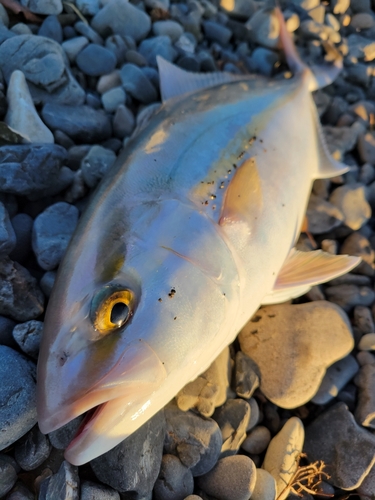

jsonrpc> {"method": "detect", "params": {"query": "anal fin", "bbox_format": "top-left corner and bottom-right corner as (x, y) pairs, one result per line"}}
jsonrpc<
(261, 249), (361, 305)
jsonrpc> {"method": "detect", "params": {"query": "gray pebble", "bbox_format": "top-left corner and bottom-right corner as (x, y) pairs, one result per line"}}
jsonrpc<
(81, 145), (116, 188)
(48, 416), (84, 450)
(325, 284), (375, 311)
(153, 455), (194, 500)
(235, 351), (259, 399)
(213, 399), (250, 457)
(203, 20), (232, 46)
(10, 213), (33, 264)
(0, 346), (37, 451)
(178, 56), (200, 72)
(220, 0), (255, 20)
(41, 104), (112, 143)
(247, 397), (260, 431)
(241, 426), (271, 455)
(40, 271), (56, 298)
(91, 411), (165, 496)
(12, 320), (43, 359)
(246, 8), (280, 48)
(0, 315), (16, 347)
(62, 36), (89, 63)
(164, 402), (222, 476)
(14, 426), (51, 471)
(101, 86), (126, 113)
(124, 49), (148, 67)
(68, 145), (91, 171)
(20, 0), (62, 14)
(153, 20), (184, 42)
(81, 480), (120, 500)
(120, 63), (158, 103)
(358, 131), (375, 164)
(306, 193), (344, 234)
(76, 0), (99, 16)
(38, 15), (63, 43)
(76, 44), (117, 77)
(113, 104), (135, 138)
(138, 36), (177, 67)
(196, 455), (257, 500)
(91, 0), (151, 43)
(97, 71), (122, 94)
(0, 144), (67, 197)
(0, 455), (17, 497)
(355, 364), (375, 428)
(6, 482), (34, 500)
(40, 460), (79, 500)
(247, 47), (279, 77)
(0, 35), (85, 106)
(32, 202), (79, 271)
(105, 35), (128, 66)
(0, 257), (44, 321)
(74, 21), (103, 45)
(0, 202), (16, 258)
(0, 194), (17, 218)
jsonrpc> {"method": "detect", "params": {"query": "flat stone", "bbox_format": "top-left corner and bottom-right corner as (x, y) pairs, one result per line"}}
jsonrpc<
(90, 411), (165, 495)
(312, 355), (360, 405)
(81, 481), (120, 500)
(91, 0), (151, 43)
(306, 193), (344, 234)
(176, 347), (231, 417)
(138, 36), (177, 67)
(0, 346), (37, 451)
(0, 35), (84, 106)
(32, 202), (79, 271)
(153, 455), (194, 500)
(0, 202), (16, 258)
(325, 284), (375, 312)
(263, 417), (304, 500)
(101, 87), (126, 113)
(241, 426), (271, 455)
(246, 8), (280, 48)
(62, 36), (89, 63)
(304, 402), (375, 490)
(81, 145), (116, 188)
(203, 20), (232, 46)
(164, 402), (222, 476)
(76, 0), (99, 16)
(0, 144), (67, 197)
(120, 63), (159, 104)
(76, 44), (117, 77)
(323, 123), (363, 161)
(251, 468), (276, 500)
(14, 426), (51, 471)
(196, 455), (257, 500)
(153, 20), (184, 42)
(113, 105), (135, 138)
(238, 301), (354, 408)
(42, 104), (112, 143)
(74, 21), (103, 45)
(329, 184), (371, 230)
(20, 0), (62, 14)
(40, 461), (79, 499)
(0, 257), (44, 321)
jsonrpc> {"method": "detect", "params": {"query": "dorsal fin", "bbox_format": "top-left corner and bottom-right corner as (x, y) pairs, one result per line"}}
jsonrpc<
(157, 56), (255, 103)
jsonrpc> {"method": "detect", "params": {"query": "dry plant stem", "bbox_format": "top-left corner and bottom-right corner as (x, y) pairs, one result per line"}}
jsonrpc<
(62, 1), (88, 24)
(277, 455), (332, 499)
(0, 0), (41, 22)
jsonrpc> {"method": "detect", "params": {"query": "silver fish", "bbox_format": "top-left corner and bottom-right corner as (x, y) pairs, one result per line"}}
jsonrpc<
(37, 10), (360, 465)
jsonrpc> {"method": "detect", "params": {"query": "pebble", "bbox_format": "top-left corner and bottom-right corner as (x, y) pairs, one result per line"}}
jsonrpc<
(0, 346), (37, 451)
(101, 87), (126, 113)
(76, 0), (99, 16)
(220, 0), (256, 19)
(81, 481), (120, 500)
(251, 468), (276, 500)
(358, 131), (375, 164)
(312, 355), (359, 404)
(351, 12), (375, 29)
(0, 257), (44, 321)
(32, 202), (79, 271)
(0, 455), (17, 497)
(325, 284), (375, 311)
(81, 145), (116, 189)
(238, 301), (354, 408)
(113, 104), (135, 138)
(40, 271), (56, 297)
(39, 461), (79, 500)
(176, 347), (231, 417)
(14, 426), (51, 470)
(329, 184), (371, 230)
(0, 35), (85, 106)
(203, 20), (232, 46)
(62, 36), (89, 63)
(306, 193), (344, 234)
(20, 0), (62, 15)
(41, 104), (112, 143)
(359, 333), (375, 351)
(164, 402), (222, 476)
(48, 416), (83, 450)
(76, 44), (117, 77)
(153, 20), (184, 42)
(340, 232), (374, 276)
(5, 70), (54, 144)
(304, 402), (375, 490)
(241, 426), (271, 455)
(246, 8), (280, 49)
(213, 398), (250, 457)
(0, 315), (16, 347)
(90, 411), (165, 496)
(120, 63), (158, 104)
(355, 363), (375, 428)
(38, 15), (63, 43)
(247, 397), (260, 431)
(153, 454), (194, 500)
(196, 455), (257, 500)
(263, 417), (304, 500)
(97, 71), (122, 94)
(138, 36), (177, 67)
(74, 21), (103, 46)
(91, 0), (151, 43)
(0, 202), (16, 258)
(323, 123), (363, 161)
(12, 320), (42, 359)
(9, 214), (32, 263)
(247, 47), (279, 77)
(234, 350), (259, 399)
(106, 35), (128, 65)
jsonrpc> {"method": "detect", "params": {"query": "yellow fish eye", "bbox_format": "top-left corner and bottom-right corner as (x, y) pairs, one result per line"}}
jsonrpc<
(91, 288), (134, 334)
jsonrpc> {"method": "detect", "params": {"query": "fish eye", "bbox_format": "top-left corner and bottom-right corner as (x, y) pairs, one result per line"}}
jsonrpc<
(90, 286), (134, 334)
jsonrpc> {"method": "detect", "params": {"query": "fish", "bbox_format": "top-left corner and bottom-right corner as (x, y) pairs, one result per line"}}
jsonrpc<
(36, 9), (360, 466)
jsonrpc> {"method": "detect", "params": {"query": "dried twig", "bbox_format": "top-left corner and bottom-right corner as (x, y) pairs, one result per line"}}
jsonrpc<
(62, 1), (88, 24)
(0, 0), (42, 23)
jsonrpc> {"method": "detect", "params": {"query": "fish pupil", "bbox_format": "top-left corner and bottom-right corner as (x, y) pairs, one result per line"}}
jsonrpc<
(110, 302), (129, 326)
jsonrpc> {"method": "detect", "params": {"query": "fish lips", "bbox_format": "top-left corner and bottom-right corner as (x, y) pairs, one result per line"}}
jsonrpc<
(37, 340), (167, 441)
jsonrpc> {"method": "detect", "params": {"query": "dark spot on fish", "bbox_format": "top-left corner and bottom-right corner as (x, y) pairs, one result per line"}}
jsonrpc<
(174, 317), (177, 320)
(168, 288), (176, 298)
(220, 182), (225, 189)
(228, 169), (232, 174)
(210, 194), (216, 199)
(251, 315), (261, 323)
(158, 298), (162, 302)
(212, 205), (216, 210)
(268, 314), (276, 318)
(204, 200), (209, 205)
(233, 164), (237, 169)
(260, 139), (263, 143)
(251, 330), (258, 334)
(237, 151), (245, 160)
(248, 136), (256, 146)
(282, 204), (285, 207)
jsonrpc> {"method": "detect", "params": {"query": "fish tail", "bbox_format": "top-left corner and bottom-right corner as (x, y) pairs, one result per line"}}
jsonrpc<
(275, 6), (342, 91)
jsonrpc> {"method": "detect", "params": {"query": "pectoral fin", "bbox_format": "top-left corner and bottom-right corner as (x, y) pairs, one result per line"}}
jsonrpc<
(261, 249), (361, 305)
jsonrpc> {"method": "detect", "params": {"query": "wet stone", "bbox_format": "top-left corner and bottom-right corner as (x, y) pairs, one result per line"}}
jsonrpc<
(41, 104), (112, 143)
(0, 455), (17, 497)
(0, 257), (44, 321)
(324, 284), (375, 312)
(304, 403), (375, 490)
(91, 411), (165, 495)
(40, 460), (79, 500)
(153, 454), (194, 500)
(0, 346), (37, 451)
(213, 398), (250, 457)
(14, 426), (51, 471)
(120, 63), (158, 104)
(312, 355), (360, 405)
(0, 144), (67, 197)
(0, 202), (16, 258)
(164, 402), (222, 476)
(12, 320), (43, 359)
(9, 213), (33, 264)
(196, 455), (257, 500)
(81, 480), (120, 500)
(32, 202), (79, 271)
(76, 44), (117, 77)
(81, 146), (116, 189)
(234, 350), (259, 399)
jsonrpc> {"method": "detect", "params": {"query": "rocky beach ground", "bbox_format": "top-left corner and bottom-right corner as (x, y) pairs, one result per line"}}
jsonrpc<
(0, 0), (375, 498)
